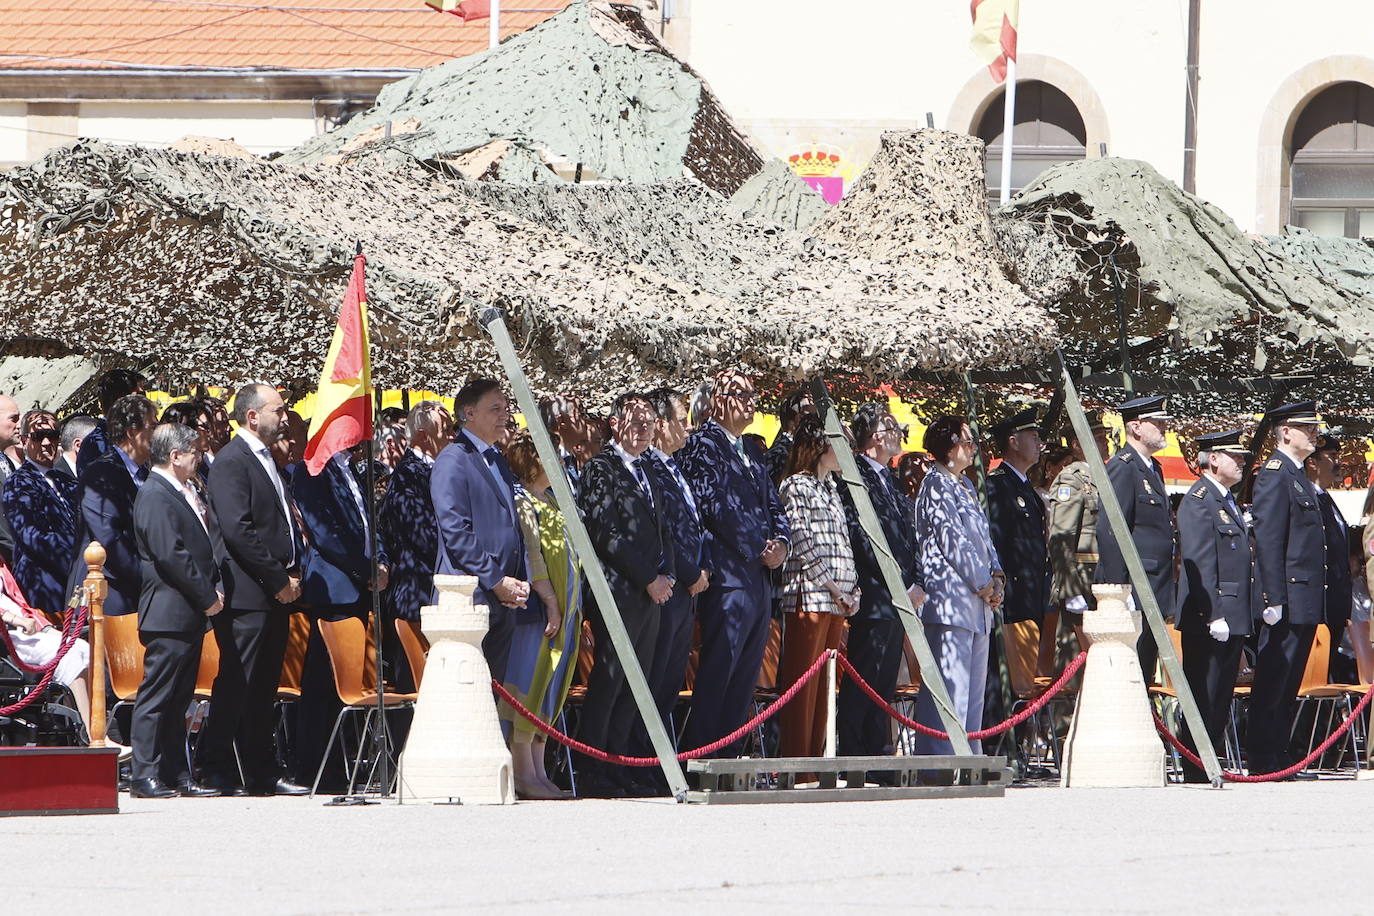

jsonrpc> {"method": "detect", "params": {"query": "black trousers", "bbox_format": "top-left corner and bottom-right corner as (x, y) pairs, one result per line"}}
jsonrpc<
(577, 595), (660, 772)
(838, 616), (905, 757)
(130, 631), (202, 784)
(1137, 619), (1160, 687)
(1179, 627), (1245, 781)
(196, 607), (290, 788)
(683, 571), (772, 756)
(631, 590), (695, 755)
(1246, 616), (1317, 773)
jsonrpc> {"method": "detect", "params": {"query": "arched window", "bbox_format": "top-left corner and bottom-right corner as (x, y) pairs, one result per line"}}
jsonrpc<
(976, 80), (1087, 200)
(1290, 81), (1374, 237)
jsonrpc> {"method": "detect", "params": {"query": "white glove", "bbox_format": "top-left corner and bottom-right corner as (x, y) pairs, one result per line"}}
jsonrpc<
(1065, 595), (1089, 612)
(1262, 605), (1283, 626)
(1208, 618), (1230, 642)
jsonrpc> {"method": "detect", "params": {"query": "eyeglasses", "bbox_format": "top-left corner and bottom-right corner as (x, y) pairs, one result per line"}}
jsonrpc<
(878, 423), (909, 437)
(721, 390), (757, 403)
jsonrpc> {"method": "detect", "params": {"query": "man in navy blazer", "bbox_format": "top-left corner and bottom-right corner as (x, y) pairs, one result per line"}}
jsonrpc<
(3, 418), (79, 615)
(68, 395), (157, 617)
(75, 369), (147, 476)
(430, 378), (529, 683)
(677, 370), (789, 755)
(838, 403), (927, 759)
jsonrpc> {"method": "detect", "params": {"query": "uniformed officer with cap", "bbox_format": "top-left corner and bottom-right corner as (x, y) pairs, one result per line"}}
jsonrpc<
(1176, 429), (1255, 783)
(1304, 434), (1353, 659)
(1095, 395), (1177, 683)
(987, 407), (1049, 627)
(1049, 409), (1111, 650)
(1248, 400), (1325, 778)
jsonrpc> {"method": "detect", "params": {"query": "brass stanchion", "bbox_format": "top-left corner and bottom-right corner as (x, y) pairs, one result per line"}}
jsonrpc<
(83, 541), (108, 748)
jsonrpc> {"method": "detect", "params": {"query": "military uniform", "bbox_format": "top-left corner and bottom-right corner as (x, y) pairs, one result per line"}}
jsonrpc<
(1247, 402), (1327, 776)
(1175, 430), (1255, 782)
(1094, 397), (1177, 682)
(987, 463), (1049, 625)
(1049, 460), (1099, 620)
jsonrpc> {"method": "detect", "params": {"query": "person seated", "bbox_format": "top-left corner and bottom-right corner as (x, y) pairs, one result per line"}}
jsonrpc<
(0, 552), (94, 737)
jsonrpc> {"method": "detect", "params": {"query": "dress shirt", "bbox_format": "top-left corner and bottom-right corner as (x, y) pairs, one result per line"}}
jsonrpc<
(713, 420), (751, 468)
(462, 428), (509, 499)
(612, 441), (654, 509)
(25, 460), (60, 494)
(332, 450), (370, 542)
(153, 466), (208, 532)
(114, 444), (146, 487)
(236, 428), (295, 561)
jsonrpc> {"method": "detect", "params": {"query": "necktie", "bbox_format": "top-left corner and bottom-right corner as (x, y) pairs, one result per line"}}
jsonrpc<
(484, 448), (515, 514)
(633, 458), (655, 508)
(184, 482), (209, 532)
(660, 455), (698, 521)
(733, 437), (748, 465)
(135, 465), (149, 485)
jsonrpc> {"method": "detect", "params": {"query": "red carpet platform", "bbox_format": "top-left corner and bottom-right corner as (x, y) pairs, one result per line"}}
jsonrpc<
(0, 747), (120, 816)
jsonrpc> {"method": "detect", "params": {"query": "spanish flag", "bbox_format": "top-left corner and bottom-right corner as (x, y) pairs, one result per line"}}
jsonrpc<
(970, 0), (1019, 83)
(303, 248), (372, 475)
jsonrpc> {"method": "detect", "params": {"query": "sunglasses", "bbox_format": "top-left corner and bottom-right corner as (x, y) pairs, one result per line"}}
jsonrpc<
(29, 430), (60, 443)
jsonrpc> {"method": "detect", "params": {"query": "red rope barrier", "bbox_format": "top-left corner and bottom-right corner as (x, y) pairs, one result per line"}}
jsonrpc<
(835, 650), (1087, 741)
(491, 645), (836, 766)
(0, 605), (88, 717)
(1153, 685), (1374, 782)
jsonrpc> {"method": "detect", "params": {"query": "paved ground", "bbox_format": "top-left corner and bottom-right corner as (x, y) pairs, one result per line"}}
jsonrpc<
(6, 775), (1373, 914)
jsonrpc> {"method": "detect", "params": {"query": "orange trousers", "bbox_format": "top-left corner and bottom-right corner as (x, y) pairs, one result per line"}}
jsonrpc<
(778, 611), (847, 760)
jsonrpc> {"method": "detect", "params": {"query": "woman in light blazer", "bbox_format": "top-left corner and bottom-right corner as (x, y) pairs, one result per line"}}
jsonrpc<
(913, 416), (1004, 755)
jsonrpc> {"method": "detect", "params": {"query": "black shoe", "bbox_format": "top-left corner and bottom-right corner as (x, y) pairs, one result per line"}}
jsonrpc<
(129, 777), (179, 799)
(118, 760), (131, 792)
(1284, 770), (1319, 781)
(199, 774), (249, 797)
(176, 780), (223, 798)
(248, 777), (311, 797)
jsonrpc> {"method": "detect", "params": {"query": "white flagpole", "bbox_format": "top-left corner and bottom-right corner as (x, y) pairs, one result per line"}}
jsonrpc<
(998, 56), (1017, 205)
(488, 0), (500, 49)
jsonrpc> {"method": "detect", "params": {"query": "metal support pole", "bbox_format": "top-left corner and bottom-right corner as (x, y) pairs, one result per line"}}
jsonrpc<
(1055, 350), (1224, 785)
(999, 58), (1016, 205)
(808, 378), (973, 754)
(479, 308), (689, 799)
(823, 654), (837, 758)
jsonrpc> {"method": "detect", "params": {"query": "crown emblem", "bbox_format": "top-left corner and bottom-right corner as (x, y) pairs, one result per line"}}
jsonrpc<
(788, 145), (843, 178)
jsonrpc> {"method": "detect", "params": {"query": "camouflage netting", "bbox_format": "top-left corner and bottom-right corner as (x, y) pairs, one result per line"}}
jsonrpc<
(726, 158), (830, 231)
(283, 2), (763, 196)
(1264, 228), (1374, 300)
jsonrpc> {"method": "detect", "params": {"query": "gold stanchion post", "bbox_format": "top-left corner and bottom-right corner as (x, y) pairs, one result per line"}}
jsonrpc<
(83, 541), (108, 748)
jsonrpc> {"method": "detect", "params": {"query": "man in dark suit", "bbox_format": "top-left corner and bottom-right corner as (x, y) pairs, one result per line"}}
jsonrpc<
(1095, 395), (1177, 683)
(577, 392), (676, 796)
(431, 378), (529, 683)
(1305, 434), (1353, 661)
(379, 401), (451, 689)
(75, 369), (147, 476)
(0, 393), (20, 563)
(129, 422), (225, 798)
(838, 403), (926, 759)
(68, 394), (157, 618)
(1248, 401), (1326, 778)
(636, 388), (708, 760)
(2, 419), (79, 615)
(539, 394), (595, 496)
(1176, 429), (1255, 784)
(764, 389), (815, 487)
(677, 370), (790, 756)
(55, 415), (96, 483)
(290, 444), (392, 790)
(198, 383), (308, 797)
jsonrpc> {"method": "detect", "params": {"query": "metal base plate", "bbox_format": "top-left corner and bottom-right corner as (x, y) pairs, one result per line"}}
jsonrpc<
(684, 754), (1010, 805)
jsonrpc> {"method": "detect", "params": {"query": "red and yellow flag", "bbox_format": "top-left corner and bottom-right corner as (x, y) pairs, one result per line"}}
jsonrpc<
(303, 250), (372, 475)
(970, 0), (1019, 83)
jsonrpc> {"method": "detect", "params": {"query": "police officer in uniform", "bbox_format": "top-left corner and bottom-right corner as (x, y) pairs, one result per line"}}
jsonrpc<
(1048, 410), (1110, 651)
(1248, 401), (1325, 779)
(986, 408), (1050, 674)
(1176, 429), (1255, 783)
(1095, 396), (1176, 683)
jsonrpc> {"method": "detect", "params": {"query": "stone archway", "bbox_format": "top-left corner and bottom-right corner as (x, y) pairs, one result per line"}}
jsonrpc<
(947, 53), (1110, 159)
(1255, 55), (1374, 233)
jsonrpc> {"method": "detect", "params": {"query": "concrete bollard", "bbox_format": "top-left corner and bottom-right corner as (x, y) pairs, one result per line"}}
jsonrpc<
(1060, 583), (1166, 788)
(399, 574), (514, 805)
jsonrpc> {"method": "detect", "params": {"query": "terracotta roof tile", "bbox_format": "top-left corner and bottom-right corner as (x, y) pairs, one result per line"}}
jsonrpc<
(0, 0), (571, 71)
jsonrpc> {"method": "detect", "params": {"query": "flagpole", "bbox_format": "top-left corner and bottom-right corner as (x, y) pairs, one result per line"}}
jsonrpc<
(488, 0), (500, 48)
(999, 56), (1016, 206)
(362, 243), (390, 799)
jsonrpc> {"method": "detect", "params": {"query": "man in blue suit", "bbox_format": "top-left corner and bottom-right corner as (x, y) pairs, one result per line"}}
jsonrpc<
(75, 369), (147, 476)
(68, 395), (158, 617)
(430, 378), (529, 684)
(677, 370), (789, 755)
(291, 445), (391, 790)
(3, 416), (79, 615)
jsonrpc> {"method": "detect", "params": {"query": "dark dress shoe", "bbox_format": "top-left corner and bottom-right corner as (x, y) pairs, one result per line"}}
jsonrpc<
(249, 777), (311, 797)
(176, 780), (222, 798)
(1284, 770), (1319, 781)
(200, 775), (249, 797)
(129, 777), (179, 799)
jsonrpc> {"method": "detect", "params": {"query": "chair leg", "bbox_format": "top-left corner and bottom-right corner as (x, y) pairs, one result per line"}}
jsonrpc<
(310, 707), (352, 798)
(347, 707), (376, 795)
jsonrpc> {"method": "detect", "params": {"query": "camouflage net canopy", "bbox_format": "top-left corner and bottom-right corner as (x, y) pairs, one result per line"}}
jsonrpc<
(284, 2), (762, 197)
(994, 157), (1374, 416)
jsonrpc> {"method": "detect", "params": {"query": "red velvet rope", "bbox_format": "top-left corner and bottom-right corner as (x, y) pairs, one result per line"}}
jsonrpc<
(0, 605), (88, 717)
(491, 645), (836, 766)
(1153, 685), (1374, 782)
(835, 649), (1087, 741)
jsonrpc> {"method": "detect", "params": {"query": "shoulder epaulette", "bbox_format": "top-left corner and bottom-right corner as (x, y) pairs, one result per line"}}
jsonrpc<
(1190, 485), (1206, 499)
(989, 466), (1006, 476)
(1265, 458), (1281, 470)
(1116, 451), (1133, 462)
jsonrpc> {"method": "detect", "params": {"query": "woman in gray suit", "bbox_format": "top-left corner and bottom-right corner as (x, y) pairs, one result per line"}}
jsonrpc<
(912, 416), (1004, 755)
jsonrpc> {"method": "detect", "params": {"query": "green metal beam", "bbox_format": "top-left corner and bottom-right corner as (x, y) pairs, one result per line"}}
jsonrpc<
(809, 377), (973, 755)
(480, 308), (689, 800)
(1055, 350), (1224, 786)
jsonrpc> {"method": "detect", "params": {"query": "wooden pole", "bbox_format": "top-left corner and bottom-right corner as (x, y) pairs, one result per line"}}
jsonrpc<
(84, 541), (108, 748)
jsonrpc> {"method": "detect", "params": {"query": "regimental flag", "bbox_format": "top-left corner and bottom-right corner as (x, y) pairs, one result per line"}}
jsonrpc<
(424, 0), (490, 21)
(970, 0), (1019, 83)
(303, 249), (373, 476)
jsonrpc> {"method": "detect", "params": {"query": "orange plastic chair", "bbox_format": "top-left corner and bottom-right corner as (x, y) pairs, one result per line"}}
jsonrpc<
(395, 618), (429, 689)
(277, 611), (311, 700)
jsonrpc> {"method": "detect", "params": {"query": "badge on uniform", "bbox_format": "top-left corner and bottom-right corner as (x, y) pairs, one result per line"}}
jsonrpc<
(1218, 508), (1230, 523)
(1056, 485), (1072, 501)
(1142, 478), (1154, 495)
(1265, 459), (1281, 470)
(1016, 495), (1026, 508)
(1293, 480), (1304, 493)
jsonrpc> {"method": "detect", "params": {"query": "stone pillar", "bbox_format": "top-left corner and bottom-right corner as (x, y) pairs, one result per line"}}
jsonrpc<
(1060, 584), (1166, 788)
(399, 574), (514, 805)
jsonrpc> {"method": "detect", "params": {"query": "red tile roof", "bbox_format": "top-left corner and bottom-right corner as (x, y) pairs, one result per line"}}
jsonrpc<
(0, 0), (571, 71)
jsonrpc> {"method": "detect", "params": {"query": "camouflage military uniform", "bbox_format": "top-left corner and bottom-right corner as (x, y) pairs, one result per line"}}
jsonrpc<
(1048, 459), (1099, 621)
